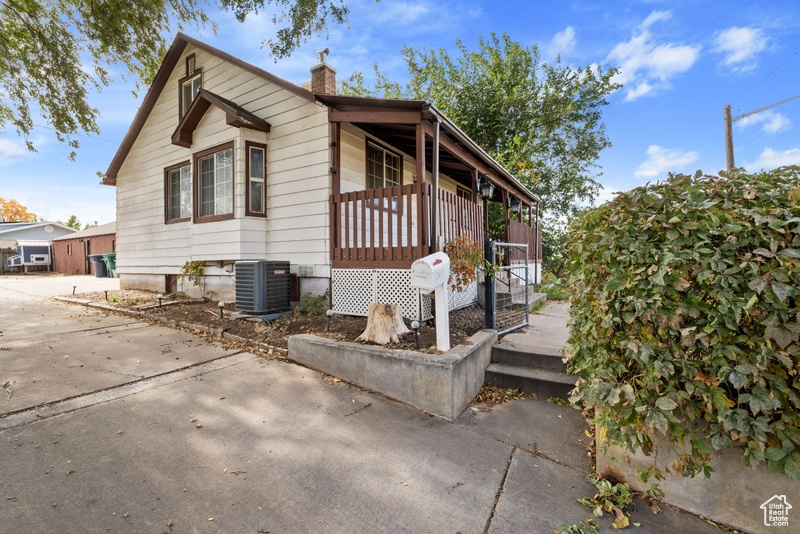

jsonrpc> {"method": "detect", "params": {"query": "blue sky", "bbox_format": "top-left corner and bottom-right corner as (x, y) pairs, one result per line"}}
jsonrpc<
(1, 0), (798, 225)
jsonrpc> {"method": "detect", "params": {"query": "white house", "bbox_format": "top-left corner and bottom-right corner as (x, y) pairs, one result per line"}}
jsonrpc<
(102, 33), (540, 317)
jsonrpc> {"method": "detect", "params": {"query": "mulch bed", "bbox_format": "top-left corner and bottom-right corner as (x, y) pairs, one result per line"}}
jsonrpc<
(75, 290), (485, 353)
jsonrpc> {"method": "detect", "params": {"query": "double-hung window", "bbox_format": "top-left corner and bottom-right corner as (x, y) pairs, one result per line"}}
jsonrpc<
(181, 75), (202, 116)
(195, 143), (234, 221)
(367, 141), (401, 210)
(165, 162), (192, 222)
(179, 55), (202, 117)
(367, 142), (401, 189)
(246, 142), (266, 216)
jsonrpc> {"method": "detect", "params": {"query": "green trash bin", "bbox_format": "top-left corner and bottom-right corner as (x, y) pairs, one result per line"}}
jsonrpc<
(103, 253), (117, 278)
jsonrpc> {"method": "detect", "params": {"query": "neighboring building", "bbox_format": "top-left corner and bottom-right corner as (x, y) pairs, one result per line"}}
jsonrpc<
(0, 221), (76, 249)
(52, 222), (116, 276)
(0, 222), (76, 274)
(101, 33), (541, 317)
(5, 241), (52, 273)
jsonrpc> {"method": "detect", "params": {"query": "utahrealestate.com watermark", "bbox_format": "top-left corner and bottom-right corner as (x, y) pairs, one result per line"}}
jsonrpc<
(761, 495), (792, 527)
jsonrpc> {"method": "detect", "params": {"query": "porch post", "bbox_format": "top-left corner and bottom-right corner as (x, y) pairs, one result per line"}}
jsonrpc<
(471, 168), (478, 202)
(416, 123), (426, 184)
(332, 122), (341, 195)
(501, 188), (509, 238)
(430, 118), (440, 253)
(484, 236), (496, 330)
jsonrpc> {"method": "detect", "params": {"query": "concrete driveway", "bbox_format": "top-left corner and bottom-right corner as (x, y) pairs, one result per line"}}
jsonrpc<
(0, 275), (725, 533)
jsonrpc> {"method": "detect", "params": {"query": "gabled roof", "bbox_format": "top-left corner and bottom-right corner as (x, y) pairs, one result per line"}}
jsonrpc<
(52, 221), (116, 241)
(102, 33), (314, 185)
(101, 34), (539, 205)
(0, 221), (75, 236)
(172, 89), (271, 148)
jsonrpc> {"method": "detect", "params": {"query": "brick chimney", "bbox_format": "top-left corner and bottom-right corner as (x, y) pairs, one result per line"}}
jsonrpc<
(309, 48), (337, 95)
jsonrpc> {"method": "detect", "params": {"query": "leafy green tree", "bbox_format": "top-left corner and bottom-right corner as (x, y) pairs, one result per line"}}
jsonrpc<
(0, 0), (352, 157)
(59, 215), (82, 229)
(342, 34), (620, 271)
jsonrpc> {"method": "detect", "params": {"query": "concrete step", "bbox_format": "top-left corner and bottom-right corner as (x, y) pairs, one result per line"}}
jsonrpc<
(485, 362), (577, 400)
(492, 344), (565, 371)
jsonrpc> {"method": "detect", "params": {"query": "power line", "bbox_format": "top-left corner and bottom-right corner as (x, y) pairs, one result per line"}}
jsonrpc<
(743, 49), (799, 96)
(32, 123), (120, 144)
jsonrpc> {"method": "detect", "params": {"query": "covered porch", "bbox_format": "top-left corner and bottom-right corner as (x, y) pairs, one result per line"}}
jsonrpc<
(322, 95), (541, 271)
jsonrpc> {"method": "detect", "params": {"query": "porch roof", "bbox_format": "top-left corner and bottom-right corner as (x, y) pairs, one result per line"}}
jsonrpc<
(317, 94), (541, 205)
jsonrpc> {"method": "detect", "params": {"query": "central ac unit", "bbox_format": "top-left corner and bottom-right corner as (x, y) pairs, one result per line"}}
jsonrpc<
(235, 260), (291, 313)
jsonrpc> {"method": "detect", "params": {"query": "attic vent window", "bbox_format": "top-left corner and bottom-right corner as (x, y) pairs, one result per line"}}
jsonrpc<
(179, 54), (202, 117)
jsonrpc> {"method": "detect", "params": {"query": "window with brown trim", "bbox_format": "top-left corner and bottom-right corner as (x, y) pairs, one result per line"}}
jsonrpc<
(67, 244), (72, 255)
(164, 161), (192, 223)
(366, 140), (402, 210)
(457, 186), (472, 201)
(194, 142), (234, 223)
(246, 142), (267, 216)
(367, 141), (401, 189)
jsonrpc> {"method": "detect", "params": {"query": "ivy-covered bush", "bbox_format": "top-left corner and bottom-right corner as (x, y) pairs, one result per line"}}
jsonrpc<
(566, 167), (800, 481)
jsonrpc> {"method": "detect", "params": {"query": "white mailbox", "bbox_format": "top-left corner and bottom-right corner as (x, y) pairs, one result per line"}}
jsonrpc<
(410, 251), (451, 352)
(411, 252), (450, 295)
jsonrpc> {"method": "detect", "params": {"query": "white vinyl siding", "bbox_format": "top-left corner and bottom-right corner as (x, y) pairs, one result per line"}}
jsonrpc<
(114, 44), (330, 275)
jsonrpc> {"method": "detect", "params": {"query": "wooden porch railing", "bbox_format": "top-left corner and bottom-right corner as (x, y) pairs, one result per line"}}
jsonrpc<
(506, 218), (542, 262)
(330, 183), (483, 269)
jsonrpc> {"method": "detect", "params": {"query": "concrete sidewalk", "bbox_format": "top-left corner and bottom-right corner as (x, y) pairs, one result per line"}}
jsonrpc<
(0, 285), (728, 533)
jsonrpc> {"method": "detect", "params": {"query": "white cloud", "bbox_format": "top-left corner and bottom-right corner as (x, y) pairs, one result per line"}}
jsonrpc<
(737, 110), (791, 134)
(547, 26), (577, 57)
(635, 145), (699, 178)
(713, 27), (767, 72)
(641, 10), (671, 29)
(745, 147), (800, 170)
(374, 1), (431, 24)
(593, 185), (622, 206)
(0, 138), (28, 158)
(606, 10), (701, 100)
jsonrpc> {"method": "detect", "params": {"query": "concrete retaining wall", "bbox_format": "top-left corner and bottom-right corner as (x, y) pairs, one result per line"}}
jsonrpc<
(288, 330), (498, 422)
(597, 429), (799, 534)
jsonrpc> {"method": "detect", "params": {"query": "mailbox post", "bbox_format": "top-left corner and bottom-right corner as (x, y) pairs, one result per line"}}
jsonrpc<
(411, 252), (451, 352)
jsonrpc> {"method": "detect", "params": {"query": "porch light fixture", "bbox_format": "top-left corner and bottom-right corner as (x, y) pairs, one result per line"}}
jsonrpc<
(509, 196), (521, 215)
(218, 301), (225, 319)
(478, 177), (495, 199)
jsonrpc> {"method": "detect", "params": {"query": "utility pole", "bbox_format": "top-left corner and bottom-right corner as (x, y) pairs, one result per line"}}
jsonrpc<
(724, 105), (735, 172)
(724, 94), (800, 173)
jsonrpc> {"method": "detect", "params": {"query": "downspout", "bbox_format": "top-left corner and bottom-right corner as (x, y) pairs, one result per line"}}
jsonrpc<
(328, 120), (341, 304)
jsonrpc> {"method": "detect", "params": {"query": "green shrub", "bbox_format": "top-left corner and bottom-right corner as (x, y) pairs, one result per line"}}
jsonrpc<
(296, 291), (329, 316)
(566, 167), (800, 481)
(532, 275), (569, 301)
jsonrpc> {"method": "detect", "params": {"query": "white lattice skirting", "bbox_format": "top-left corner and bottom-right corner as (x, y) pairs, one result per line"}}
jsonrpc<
(332, 269), (478, 321)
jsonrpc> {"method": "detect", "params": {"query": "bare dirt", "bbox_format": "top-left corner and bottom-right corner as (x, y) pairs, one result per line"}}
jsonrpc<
(74, 289), (486, 353)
